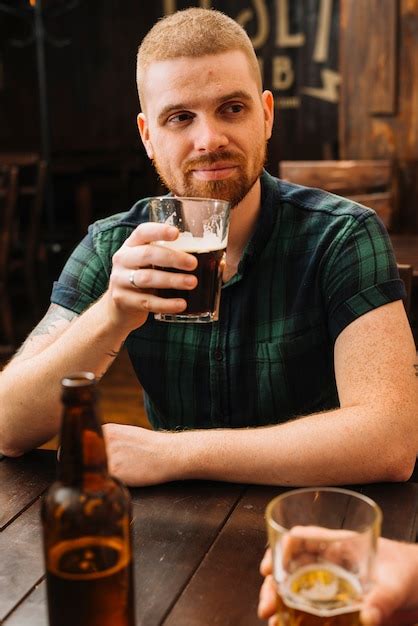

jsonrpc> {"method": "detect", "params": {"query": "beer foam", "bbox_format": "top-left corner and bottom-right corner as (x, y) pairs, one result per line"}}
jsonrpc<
(154, 231), (226, 253)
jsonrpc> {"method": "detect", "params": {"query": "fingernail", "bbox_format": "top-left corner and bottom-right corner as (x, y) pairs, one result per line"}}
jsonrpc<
(167, 226), (178, 237)
(360, 607), (381, 626)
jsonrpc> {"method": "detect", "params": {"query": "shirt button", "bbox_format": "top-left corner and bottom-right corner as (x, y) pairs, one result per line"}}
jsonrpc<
(214, 348), (224, 361)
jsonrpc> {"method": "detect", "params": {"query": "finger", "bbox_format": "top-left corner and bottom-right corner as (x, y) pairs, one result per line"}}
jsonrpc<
(125, 222), (179, 247)
(115, 242), (197, 273)
(124, 290), (188, 315)
(128, 268), (198, 291)
(260, 548), (273, 575)
(361, 585), (405, 626)
(282, 527), (357, 568)
(282, 533), (305, 567)
(289, 526), (355, 541)
(258, 575), (278, 619)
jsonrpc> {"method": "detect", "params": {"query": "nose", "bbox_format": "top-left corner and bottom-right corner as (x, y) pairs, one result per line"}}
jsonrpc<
(193, 115), (229, 152)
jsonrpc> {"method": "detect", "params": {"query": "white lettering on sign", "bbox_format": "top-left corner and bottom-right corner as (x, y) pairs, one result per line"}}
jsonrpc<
(313, 0), (333, 63)
(302, 68), (341, 103)
(272, 56), (294, 90)
(161, 0), (340, 106)
(275, 96), (301, 109)
(276, 0), (304, 48)
(236, 0), (269, 49)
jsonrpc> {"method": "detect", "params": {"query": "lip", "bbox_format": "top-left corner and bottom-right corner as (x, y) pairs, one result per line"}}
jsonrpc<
(191, 163), (238, 181)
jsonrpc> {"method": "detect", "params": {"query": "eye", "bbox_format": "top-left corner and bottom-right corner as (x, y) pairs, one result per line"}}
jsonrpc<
(222, 102), (245, 115)
(167, 111), (194, 124)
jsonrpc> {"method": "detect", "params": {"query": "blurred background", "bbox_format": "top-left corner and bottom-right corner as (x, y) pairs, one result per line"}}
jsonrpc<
(1, 0), (417, 358)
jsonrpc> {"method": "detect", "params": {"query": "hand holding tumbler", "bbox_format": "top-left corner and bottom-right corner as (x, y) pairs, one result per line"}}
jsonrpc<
(265, 487), (382, 626)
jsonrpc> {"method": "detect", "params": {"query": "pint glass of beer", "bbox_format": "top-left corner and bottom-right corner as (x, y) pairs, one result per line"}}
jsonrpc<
(149, 196), (230, 323)
(265, 488), (382, 626)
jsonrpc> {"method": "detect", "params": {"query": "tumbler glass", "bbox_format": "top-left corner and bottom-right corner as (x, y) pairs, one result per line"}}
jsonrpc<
(265, 487), (382, 626)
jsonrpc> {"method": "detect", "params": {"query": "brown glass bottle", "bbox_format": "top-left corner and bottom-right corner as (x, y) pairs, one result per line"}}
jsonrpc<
(41, 372), (135, 626)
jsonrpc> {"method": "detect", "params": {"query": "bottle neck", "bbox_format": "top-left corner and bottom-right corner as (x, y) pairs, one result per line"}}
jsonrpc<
(57, 379), (109, 486)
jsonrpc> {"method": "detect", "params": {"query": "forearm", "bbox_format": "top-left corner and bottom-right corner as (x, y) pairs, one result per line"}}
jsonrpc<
(0, 297), (129, 455)
(178, 404), (416, 486)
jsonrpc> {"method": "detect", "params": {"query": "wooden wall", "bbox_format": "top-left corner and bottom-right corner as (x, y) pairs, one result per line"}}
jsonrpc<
(340, 0), (418, 232)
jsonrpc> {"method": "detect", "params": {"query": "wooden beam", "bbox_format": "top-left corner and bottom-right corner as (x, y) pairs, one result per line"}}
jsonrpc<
(369, 0), (399, 115)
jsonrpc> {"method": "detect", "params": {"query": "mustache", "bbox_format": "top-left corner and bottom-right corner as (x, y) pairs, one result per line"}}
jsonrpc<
(183, 151), (244, 173)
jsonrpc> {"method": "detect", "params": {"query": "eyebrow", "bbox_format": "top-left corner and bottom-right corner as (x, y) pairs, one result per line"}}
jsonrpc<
(157, 90), (254, 124)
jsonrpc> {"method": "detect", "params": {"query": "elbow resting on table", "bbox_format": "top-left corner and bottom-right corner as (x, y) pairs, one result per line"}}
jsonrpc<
(0, 419), (36, 458)
(380, 444), (416, 483)
(0, 428), (29, 458)
(367, 400), (418, 483)
(0, 445), (26, 458)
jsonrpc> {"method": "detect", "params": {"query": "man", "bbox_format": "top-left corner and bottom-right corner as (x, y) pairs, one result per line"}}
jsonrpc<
(0, 8), (416, 485)
(258, 539), (418, 625)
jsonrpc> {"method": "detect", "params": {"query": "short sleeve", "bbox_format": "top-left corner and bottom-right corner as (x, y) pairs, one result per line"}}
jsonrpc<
(50, 227), (110, 314)
(323, 213), (406, 342)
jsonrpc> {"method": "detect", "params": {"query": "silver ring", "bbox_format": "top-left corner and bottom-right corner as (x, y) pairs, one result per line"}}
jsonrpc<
(129, 269), (139, 288)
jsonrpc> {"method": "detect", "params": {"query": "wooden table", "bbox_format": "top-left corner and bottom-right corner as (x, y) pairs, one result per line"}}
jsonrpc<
(1, 450), (418, 626)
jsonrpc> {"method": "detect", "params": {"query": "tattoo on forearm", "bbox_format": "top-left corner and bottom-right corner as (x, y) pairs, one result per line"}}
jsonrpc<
(10, 306), (78, 359)
(31, 305), (77, 337)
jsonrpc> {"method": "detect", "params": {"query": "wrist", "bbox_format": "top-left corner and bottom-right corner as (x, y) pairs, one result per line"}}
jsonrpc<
(85, 295), (128, 342)
(174, 429), (226, 481)
(99, 291), (145, 336)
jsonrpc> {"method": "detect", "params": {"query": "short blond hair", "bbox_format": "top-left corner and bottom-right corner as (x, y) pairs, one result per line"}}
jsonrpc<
(136, 8), (262, 107)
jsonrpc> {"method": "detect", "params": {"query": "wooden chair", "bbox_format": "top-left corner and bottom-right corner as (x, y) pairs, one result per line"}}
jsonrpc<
(0, 164), (19, 348)
(0, 154), (47, 347)
(279, 160), (398, 231)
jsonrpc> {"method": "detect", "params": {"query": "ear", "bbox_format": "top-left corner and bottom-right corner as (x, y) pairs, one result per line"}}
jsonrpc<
(137, 113), (154, 160)
(261, 90), (274, 140)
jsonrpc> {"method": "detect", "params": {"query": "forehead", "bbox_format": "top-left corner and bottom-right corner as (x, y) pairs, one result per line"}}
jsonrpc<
(141, 50), (260, 114)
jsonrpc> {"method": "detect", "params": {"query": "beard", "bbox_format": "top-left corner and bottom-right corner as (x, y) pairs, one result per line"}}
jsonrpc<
(152, 144), (267, 209)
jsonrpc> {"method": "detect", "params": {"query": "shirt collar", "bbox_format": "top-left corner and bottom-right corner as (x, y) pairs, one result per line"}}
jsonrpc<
(226, 170), (281, 285)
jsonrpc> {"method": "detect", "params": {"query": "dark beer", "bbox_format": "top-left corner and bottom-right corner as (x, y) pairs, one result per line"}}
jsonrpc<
(158, 246), (226, 314)
(41, 372), (135, 626)
(276, 563), (362, 626)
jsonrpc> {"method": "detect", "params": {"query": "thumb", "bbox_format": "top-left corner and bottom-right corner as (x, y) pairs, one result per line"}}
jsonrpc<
(361, 584), (403, 626)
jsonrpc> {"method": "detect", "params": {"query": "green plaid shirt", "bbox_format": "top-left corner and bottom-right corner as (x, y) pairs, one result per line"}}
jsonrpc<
(51, 170), (404, 430)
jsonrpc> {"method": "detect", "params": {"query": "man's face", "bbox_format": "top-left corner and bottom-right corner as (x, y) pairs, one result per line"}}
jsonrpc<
(137, 50), (274, 208)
